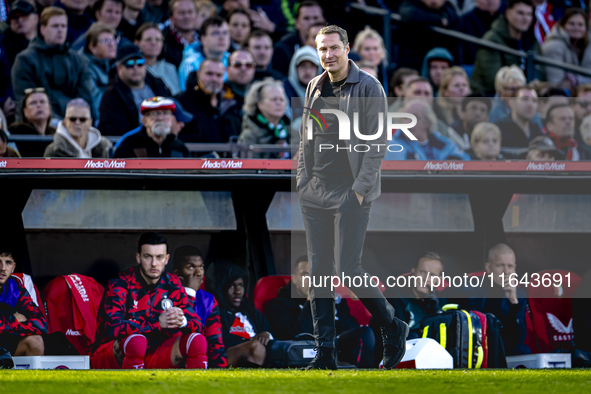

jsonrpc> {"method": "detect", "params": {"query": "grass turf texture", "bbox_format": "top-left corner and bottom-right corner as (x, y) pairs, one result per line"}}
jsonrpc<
(2, 369), (591, 394)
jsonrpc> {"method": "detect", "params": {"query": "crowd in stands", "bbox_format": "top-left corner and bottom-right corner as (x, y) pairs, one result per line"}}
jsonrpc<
(2, 236), (590, 368)
(1, 0), (591, 160)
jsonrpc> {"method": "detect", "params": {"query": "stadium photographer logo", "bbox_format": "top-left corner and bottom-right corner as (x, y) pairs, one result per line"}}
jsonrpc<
(304, 108), (417, 152)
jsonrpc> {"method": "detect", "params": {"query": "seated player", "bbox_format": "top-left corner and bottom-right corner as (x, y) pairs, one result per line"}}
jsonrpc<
(265, 256), (375, 368)
(172, 246), (227, 368)
(0, 252), (47, 356)
(205, 261), (273, 367)
(91, 233), (207, 369)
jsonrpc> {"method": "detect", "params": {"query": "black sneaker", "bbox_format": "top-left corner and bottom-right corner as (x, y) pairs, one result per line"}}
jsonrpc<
(380, 317), (409, 370)
(0, 347), (14, 369)
(303, 346), (338, 370)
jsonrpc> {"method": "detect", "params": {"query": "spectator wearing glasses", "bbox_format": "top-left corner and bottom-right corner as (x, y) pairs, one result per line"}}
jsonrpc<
(113, 97), (190, 158)
(81, 22), (119, 121)
(12, 7), (93, 121)
(226, 8), (252, 51)
(179, 16), (231, 91)
(44, 98), (112, 158)
(135, 23), (181, 95)
(99, 44), (171, 136)
(226, 49), (255, 101)
(54, 0), (94, 45)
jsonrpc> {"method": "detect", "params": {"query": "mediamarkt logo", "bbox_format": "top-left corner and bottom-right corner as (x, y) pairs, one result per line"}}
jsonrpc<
(201, 160), (243, 169)
(424, 162), (464, 170)
(69, 274), (90, 302)
(0, 160), (6, 168)
(526, 162), (566, 171)
(84, 160), (126, 169)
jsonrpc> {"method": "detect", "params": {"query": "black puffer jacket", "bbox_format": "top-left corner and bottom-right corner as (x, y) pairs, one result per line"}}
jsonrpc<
(11, 37), (93, 119)
(205, 261), (273, 349)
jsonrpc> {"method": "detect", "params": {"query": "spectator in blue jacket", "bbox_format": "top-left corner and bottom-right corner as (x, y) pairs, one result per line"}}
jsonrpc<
(385, 98), (471, 161)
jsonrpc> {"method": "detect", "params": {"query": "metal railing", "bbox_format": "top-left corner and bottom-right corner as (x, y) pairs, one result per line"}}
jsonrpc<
(347, 2), (591, 81)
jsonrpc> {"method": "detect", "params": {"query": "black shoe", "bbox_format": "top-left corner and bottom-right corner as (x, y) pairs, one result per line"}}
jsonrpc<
(380, 317), (409, 370)
(303, 346), (338, 370)
(0, 347), (14, 370)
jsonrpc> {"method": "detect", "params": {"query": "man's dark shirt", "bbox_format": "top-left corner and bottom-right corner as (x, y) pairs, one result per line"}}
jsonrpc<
(113, 126), (189, 158)
(312, 77), (354, 184)
(496, 116), (545, 148)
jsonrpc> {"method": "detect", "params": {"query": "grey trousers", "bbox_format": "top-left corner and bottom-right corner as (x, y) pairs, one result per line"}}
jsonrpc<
(299, 176), (395, 348)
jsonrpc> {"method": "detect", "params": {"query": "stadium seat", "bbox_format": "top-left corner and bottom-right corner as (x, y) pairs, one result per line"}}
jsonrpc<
(524, 270), (581, 353)
(43, 274), (104, 355)
(254, 275), (290, 313)
(11, 272), (47, 321)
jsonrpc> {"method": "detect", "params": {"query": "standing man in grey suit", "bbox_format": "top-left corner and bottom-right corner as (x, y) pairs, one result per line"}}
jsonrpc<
(297, 25), (409, 370)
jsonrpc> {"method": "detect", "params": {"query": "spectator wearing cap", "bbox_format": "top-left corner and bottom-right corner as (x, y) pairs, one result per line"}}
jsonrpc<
(113, 96), (190, 158)
(1, 1), (38, 67)
(545, 103), (580, 160)
(271, 0), (324, 77)
(71, 0), (133, 51)
(178, 16), (231, 92)
(577, 114), (591, 160)
(135, 23), (181, 95)
(12, 6), (93, 120)
(398, 0), (460, 71)
(459, 0), (504, 64)
(467, 122), (503, 160)
(161, 0), (210, 70)
(471, 0), (545, 96)
(245, 30), (282, 82)
(449, 95), (492, 150)
(54, 0), (94, 45)
(81, 22), (118, 121)
(99, 44), (171, 136)
(420, 48), (453, 95)
(495, 87), (544, 148)
(238, 77), (291, 158)
(284, 45), (320, 112)
(44, 98), (112, 158)
(526, 135), (561, 160)
(174, 58), (238, 143)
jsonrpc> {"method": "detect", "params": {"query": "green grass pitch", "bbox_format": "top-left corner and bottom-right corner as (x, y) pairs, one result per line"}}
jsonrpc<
(2, 369), (591, 394)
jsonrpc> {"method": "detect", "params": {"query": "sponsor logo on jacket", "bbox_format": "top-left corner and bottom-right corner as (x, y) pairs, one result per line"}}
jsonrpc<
(201, 160), (243, 169)
(84, 160), (126, 169)
(547, 313), (574, 341)
(69, 274), (90, 302)
(66, 329), (82, 336)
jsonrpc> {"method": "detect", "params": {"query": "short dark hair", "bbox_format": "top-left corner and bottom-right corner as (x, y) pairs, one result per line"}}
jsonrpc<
(295, 0), (323, 19)
(507, 0), (534, 9)
(292, 255), (308, 271)
(173, 245), (203, 271)
(461, 94), (492, 112)
(92, 0), (123, 18)
(0, 252), (15, 261)
(137, 232), (168, 254)
(316, 24), (348, 47)
(134, 22), (162, 42)
(226, 8), (252, 28)
(201, 16), (227, 36)
(414, 252), (443, 269)
(390, 67), (419, 96)
(406, 76), (431, 89)
(85, 22), (116, 53)
(542, 88), (569, 98)
(246, 29), (271, 46)
(545, 103), (573, 125)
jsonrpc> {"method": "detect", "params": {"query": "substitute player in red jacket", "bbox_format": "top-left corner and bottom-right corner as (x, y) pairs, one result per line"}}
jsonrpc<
(1, 252), (47, 356)
(91, 233), (207, 369)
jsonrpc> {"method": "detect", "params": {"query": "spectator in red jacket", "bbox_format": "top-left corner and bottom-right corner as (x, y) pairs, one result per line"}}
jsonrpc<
(91, 232), (207, 369)
(172, 246), (228, 368)
(0, 252), (47, 356)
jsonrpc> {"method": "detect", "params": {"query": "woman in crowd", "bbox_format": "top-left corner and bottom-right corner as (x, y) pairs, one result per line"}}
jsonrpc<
(467, 122), (503, 160)
(226, 8), (252, 51)
(9, 88), (55, 137)
(81, 22), (118, 121)
(0, 129), (20, 157)
(353, 26), (391, 95)
(542, 8), (591, 89)
(135, 23), (181, 95)
(385, 98), (470, 161)
(238, 78), (290, 158)
(434, 66), (471, 126)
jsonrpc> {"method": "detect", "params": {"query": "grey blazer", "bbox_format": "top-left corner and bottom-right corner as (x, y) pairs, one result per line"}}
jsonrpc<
(296, 60), (388, 203)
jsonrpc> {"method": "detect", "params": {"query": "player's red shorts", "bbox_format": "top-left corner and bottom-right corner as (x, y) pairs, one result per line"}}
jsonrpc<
(91, 336), (179, 369)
